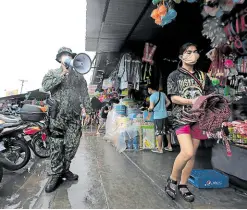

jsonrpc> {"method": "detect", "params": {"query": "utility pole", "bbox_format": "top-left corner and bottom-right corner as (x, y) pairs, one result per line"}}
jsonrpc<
(19, 79), (28, 94)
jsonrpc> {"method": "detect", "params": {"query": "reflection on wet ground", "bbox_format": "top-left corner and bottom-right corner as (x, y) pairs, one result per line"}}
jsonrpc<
(0, 132), (247, 209)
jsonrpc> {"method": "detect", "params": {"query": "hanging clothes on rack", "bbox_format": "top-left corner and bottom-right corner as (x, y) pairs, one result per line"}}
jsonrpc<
(117, 53), (132, 90)
(116, 53), (142, 91)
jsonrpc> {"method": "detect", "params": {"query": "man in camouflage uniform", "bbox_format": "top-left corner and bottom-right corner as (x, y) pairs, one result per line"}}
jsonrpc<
(42, 47), (92, 193)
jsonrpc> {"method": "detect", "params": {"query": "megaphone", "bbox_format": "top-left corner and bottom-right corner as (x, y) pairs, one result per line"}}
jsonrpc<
(64, 53), (92, 75)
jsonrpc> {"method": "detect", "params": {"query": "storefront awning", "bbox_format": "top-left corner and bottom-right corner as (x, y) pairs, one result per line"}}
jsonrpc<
(86, 0), (160, 53)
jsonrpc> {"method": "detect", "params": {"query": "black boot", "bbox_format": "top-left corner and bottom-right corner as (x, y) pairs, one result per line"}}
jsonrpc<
(62, 171), (79, 181)
(45, 175), (62, 193)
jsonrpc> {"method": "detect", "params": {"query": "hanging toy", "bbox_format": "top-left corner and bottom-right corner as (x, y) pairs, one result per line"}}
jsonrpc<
(152, 0), (163, 5)
(151, 8), (160, 20)
(152, 0), (177, 27)
(155, 16), (162, 25)
(160, 2), (177, 27)
(158, 3), (167, 16)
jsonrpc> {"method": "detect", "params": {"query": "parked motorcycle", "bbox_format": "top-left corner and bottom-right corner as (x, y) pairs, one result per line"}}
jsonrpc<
(0, 114), (31, 171)
(23, 120), (50, 158)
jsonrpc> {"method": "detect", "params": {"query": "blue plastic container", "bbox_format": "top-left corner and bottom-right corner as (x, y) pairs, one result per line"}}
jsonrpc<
(188, 169), (229, 189)
(143, 110), (154, 122)
(115, 105), (127, 116)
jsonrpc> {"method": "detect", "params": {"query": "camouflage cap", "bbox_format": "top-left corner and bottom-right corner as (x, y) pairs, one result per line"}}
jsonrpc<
(55, 47), (77, 63)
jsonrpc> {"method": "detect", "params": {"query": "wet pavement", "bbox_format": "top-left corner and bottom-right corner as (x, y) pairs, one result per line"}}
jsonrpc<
(0, 131), (247, 209)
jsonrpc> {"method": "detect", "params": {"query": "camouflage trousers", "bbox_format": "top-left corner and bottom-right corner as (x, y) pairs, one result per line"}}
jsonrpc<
(49, 114), (82, 175)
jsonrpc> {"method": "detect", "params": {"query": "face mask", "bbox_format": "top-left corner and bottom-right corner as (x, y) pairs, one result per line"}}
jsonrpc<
(181, 51), (200, 65)
(61, 55), (72, 63)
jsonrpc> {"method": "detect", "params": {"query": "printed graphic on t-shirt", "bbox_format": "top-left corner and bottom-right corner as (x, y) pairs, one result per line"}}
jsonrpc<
(167, 69), (214, 127)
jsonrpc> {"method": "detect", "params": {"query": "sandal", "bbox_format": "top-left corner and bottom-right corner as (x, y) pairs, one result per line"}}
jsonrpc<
(178, 184), (195, 202)
(165, 177), (177, 200)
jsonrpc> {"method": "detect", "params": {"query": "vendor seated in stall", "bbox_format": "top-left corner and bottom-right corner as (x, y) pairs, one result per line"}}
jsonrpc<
(146, 84), (171, 153)
(96, 103), (110, 135)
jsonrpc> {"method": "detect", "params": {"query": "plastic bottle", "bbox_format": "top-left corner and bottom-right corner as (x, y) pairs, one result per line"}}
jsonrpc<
(127, 138), (133, 149)
(133, 136), (139, 151)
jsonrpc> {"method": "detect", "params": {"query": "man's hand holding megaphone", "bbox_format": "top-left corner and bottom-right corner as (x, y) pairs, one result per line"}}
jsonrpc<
(60, 55), (70, 76)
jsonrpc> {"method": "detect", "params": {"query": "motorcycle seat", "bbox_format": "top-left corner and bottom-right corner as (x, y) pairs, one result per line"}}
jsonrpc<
(1, 122), (22, 128)
(0, 115), (21, 124)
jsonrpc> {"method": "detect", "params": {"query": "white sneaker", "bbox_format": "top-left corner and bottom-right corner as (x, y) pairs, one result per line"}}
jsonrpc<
(164, 147), (173, 152)
(151, 148), (163, 154)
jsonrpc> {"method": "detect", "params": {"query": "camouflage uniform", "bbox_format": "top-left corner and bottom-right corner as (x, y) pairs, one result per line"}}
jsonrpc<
(42, 48), (92, 176)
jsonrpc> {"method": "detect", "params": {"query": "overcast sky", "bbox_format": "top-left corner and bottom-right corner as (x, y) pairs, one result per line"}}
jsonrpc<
(0, 0), (95, 97)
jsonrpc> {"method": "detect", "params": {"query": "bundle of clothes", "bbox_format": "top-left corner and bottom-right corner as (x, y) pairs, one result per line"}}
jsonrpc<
(182, 94), (231, 132)
(182, 94), (232, 156)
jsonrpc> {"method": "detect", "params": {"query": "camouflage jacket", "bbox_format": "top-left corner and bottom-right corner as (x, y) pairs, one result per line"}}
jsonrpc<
(42, 67), (92, 116)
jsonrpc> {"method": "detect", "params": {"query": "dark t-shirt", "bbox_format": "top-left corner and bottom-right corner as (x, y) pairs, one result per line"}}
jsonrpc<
(167, 68), (215, 128)
(101, 106), (109, 119)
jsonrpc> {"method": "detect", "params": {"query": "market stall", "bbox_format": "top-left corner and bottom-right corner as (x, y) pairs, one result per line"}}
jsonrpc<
(151, 0), (247, 187)
(197, 1), (247, 188)
(86, 0), (247, 188)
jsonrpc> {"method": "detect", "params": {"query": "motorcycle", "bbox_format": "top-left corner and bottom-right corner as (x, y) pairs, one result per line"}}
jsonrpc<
(23, 120), (50, 158)
(0, 114), (31, 171)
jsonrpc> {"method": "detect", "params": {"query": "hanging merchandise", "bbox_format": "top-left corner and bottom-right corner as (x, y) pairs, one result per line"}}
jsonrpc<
(223, 8), (247, 56)
(161, 4), (177, 26)
(201, 0), (236, 18)
(208, 47), (226, 85)
(142, 42), (157, 65)
(202, 0), (220, 17)
(116, 53), (142, 92)
(102, 78), (113, 90)
(151, 0), (177, 26)
(219, 0), (235, 12)
(152, 0), (163, 5)
(141, 63), (152, 84)
(202, 17), (227, 48)
(236, 56), (247, 73)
